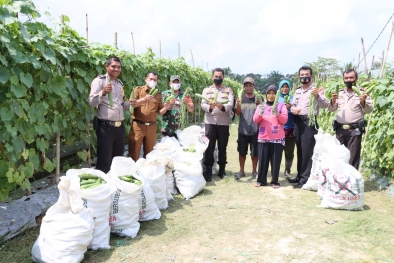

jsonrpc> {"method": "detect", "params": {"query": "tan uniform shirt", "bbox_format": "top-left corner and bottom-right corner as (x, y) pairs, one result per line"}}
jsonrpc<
(132, 86), (164, 122)
(328, 88), (374, 124)
(201, 85), (234, 126)
(291, 83), (329, 116)
(88, 74), (130, 121)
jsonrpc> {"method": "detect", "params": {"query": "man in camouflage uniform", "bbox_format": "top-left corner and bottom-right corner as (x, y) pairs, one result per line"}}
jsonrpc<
(161, 75), (194, 137)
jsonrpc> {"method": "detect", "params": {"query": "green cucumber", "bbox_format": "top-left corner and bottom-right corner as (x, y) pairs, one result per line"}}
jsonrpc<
(195, 94), (210, 102)
(79, 173), (99, 180)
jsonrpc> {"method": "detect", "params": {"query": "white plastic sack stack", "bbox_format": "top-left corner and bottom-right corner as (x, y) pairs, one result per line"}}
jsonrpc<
(32, 176), (94, 263)
(108, 157), (144, 238)
(136, 158), (168, 210)
(320, 160), (364, 210)
(156, 155), (176, 201)
(66, 168), (114, 250)
(174, 154), (206, 200)
(139, 177), (161, 221)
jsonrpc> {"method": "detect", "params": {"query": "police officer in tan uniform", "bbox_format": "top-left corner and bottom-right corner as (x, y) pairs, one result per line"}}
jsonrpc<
(89, 56), (131, 173)
(288, 65), (329, 188)
(128, 71), (171, 161)
(201, 68), (234, 182)
(328, 69), (373, 169)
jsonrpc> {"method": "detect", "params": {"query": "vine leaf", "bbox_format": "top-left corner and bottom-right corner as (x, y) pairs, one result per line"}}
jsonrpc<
(20, 72), (33, 87)
(0, 67), (10, 84)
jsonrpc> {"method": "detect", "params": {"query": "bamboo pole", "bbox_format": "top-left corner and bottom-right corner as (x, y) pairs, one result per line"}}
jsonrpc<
(178, 43), (180, 58)
(131, 32), (135, 54)
(379, 50), (385, 74)
(361, 38), (368, 75)
(114, 32), (118, 49)
(357, 52), (360, 70)
(360, 22), (394, 162)
(86, 14), (88, 45)
(190, 49), (194, 67)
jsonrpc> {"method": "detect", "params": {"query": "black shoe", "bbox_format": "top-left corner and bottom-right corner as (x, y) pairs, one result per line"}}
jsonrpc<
(293, 183), (304, 189)
(204, 167), (212, 182)
(287, 177), (300, 184)
(217, 165), (227, 179)
(217, 170), (227, 179)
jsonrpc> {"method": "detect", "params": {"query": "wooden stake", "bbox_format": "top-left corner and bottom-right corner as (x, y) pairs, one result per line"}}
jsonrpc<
(131, 32), (135, 54)
(370, 55), (374, 71)
(361, 38), (368, 75)
(190, 49), (194, 67)
(56, 15), (64, 183)
(357, 52), (360, 70)
(379, 50), (385, 74)
(114, 32), (118, 49)
(207, 62), (208, 71)
(178, 43), (180, 58)
(86, 14), (88, 45)
(159, 41), (162, 59)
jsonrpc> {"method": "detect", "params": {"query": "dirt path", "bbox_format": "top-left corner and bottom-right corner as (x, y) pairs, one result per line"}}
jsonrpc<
(1, 124), (394, 263)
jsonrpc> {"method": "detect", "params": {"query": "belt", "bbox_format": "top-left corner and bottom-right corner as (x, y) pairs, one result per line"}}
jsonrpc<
(98, 119), (123, 127)
(133, 119), (156, 126)
(338, 122), (359, 130)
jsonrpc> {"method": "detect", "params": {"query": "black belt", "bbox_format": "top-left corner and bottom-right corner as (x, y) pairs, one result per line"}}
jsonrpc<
(98, 119), (123, 127)
(338, 122), (360, 130)
(133, 119), (156, 126)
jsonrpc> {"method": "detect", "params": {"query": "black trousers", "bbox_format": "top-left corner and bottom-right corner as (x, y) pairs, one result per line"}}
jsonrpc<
(293, 120), (317, 184)
(95, 122), (125, 173)
(204, 124), (229, 167)
(336, 129), (362, 169)
(257, 142), (283, 185)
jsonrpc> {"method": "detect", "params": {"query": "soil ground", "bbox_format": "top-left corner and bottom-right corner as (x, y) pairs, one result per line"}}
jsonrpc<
(1, 124), (394, 263)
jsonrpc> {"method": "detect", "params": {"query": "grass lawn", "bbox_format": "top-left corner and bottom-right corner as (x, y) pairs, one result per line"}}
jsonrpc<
(1, 123), (393, 263)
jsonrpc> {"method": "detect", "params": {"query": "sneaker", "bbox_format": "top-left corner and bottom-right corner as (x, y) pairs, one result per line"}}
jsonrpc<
(234, 172), (246, 180)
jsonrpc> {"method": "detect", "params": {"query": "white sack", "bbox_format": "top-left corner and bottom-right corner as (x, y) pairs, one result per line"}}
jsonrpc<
(139, 177), (161, 221)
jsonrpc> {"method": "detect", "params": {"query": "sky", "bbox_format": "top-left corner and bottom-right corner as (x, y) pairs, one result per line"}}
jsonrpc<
(29, 0), (394, 76)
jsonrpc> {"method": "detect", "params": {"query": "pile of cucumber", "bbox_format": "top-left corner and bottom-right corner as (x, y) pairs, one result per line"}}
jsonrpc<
(119, 175), (142, 186)
(79, 174), (107, 189)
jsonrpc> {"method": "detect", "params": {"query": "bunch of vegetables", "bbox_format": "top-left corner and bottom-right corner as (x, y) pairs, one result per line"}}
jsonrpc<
(179, 87), (192, 129)
(79, 174), (107, 189)
(149, 88), (158, 96)
(183, 144), (196, 153)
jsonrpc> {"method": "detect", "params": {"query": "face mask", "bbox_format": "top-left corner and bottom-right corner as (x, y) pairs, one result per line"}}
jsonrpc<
(344, 81), (355, 89)
(147, 80), (157, 88)
(213, 78), (223, 85)
(171, 83), (181, 90)
(300, 76), (311, 84)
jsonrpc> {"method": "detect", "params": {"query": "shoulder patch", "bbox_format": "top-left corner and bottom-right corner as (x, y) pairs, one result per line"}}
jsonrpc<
(117, 79), (123, 86)
(97, 75), (106, 79)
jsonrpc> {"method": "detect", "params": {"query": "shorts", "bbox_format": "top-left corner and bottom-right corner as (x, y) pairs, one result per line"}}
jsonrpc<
(237, 133), (258, 157)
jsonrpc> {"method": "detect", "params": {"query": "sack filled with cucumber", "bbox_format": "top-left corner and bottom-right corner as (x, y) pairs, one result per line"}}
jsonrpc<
(66, 168), (114, 250)
(108, 157), (144, 238)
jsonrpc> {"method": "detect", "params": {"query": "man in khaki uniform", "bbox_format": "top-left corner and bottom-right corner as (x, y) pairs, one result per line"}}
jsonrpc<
(289, 65), (329, 188)
(329, 69), (373, 169)
(89, 56), (131, 173)
(201, 68), (234, 182)
(128, 71), (171, 161)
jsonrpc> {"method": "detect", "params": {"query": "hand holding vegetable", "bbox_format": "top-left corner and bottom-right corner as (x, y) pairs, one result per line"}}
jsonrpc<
(259, 104), (265, 116)
(144, 95), (155, 102)
(272, 103), (279, 116)
(209, 102), (215, 110)
(311, 87), (319, 98)
(216, 103), (223, 110)
(359, 93), (368, 103)
(102, 82), (112, 96)
(331, 92), (338, 104)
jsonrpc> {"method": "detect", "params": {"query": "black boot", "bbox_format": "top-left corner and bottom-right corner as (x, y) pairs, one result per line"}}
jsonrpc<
(204, 166), (212, 182)
(217, 165), (227, 179)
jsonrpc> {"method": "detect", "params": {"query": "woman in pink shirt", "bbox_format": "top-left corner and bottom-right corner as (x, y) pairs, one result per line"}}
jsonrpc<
(253, 85), (288, 188)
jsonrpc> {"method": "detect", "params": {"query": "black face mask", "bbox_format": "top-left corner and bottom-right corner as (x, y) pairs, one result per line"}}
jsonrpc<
(344, 81), (356, 89)
(300, 77), (311, 84)
(213, 78), (223, 85)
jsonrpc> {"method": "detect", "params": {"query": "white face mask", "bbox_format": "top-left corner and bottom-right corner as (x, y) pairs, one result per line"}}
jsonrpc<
(147, 80), (157, 88)
(171, 83), (181, 90)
